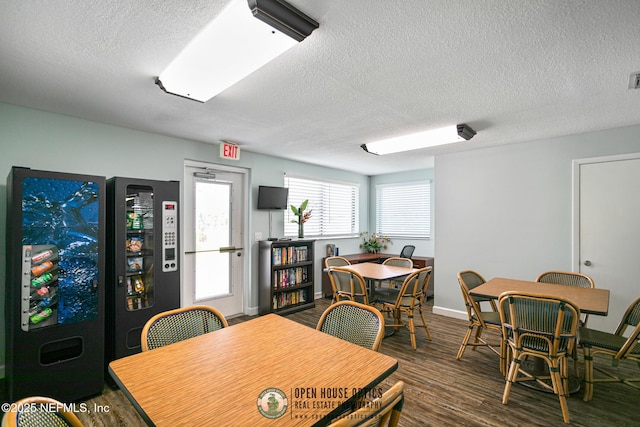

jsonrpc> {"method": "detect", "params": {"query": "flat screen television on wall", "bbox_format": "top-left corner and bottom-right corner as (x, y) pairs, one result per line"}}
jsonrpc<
(257, 186), (289, 210)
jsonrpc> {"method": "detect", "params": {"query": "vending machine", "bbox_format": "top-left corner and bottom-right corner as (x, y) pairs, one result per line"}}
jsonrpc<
(5, 166), (105, 402)
(105, 177), (180, 368)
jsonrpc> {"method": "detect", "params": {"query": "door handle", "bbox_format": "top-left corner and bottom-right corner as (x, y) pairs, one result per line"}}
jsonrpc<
(584, 260), (592, 267)
(185, 247), (244, 254)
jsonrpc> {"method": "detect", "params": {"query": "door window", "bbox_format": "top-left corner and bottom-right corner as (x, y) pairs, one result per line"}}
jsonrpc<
(194, 179), (232, 300)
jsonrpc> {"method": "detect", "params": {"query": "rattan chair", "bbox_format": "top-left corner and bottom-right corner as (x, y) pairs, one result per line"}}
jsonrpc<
(1, 396), (84, 427)
(324, 256), (351, 269)
(325, 256), (351, 302)
(316, 300), (385, 351)
(580, 295), (640, 402)
(327, 266), (369, 305)
(328, 381), (405, 427)
(536, 270), (596, 375)
(456, 270), (506, 375)
(374, 257), (413, 295)
(141, 305), (228, 351)
(536, 271), (595, 326)
(382, 257), (412, 269)
(498, 291), (580, 424)
(376, 267), (432, 350)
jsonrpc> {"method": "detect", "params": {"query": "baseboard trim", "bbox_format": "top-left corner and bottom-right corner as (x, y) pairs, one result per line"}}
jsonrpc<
(245, 306), (259, 316)
(432, 306), (467, 321)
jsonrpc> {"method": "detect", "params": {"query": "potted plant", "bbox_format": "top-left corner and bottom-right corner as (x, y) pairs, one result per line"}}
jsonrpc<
(359, 231), (392, 254)
(290, 200), (311, 238)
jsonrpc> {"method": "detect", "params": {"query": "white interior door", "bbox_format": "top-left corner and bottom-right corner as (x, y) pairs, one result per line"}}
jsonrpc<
(574, 153), (640, 332)
(183, 161), (247, 316)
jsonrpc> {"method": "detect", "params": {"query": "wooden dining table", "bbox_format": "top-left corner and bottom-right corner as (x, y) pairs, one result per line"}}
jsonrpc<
(469, 277), (610, 315)
(469, 277), (610, 393)
(109, 313), (398, 427)
(342, 262), (416, 282)
(342, 262), (417, 296)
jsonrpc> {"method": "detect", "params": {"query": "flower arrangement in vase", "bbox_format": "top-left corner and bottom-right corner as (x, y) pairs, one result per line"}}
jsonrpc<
(290, 200), (311, 238)
(359, 231), (392, 254)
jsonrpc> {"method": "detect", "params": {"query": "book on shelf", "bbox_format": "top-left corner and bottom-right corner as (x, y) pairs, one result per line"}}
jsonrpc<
(273, 266), (309, 288)
(272, 289), (308, 310)
(271, 245), (309, 266)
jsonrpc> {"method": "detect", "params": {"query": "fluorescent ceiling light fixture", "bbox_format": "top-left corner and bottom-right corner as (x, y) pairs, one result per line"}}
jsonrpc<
(361, 124), (476, 155)
(156, 0), (318, 102)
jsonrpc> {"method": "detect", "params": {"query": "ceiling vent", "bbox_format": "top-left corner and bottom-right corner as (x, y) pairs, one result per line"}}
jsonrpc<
(629, 72), (640, 89)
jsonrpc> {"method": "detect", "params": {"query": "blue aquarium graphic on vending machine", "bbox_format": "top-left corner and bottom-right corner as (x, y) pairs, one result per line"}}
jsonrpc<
(6, 167), (105, 402)
(21, 177), (100, 329)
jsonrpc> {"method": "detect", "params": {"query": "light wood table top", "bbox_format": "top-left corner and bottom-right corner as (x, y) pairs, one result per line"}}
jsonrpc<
(336, 253), (432, 265)
(342, 262), (416, 281)
(109, 313), (398, 427)
(469, 277), (610, 316)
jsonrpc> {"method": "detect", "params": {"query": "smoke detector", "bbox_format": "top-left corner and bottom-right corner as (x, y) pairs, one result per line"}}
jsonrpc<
(629, 72), (640, 89)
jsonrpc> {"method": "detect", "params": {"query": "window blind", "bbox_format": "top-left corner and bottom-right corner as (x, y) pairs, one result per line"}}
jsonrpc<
(284, 175), (359, 237)
(376, 181), (431, 238)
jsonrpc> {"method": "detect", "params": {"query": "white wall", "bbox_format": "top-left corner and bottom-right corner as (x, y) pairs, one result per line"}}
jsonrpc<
(433, 125), (640, 325)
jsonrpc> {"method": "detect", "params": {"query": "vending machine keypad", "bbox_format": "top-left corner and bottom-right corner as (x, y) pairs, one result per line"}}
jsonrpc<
(162, 201), (178, 272)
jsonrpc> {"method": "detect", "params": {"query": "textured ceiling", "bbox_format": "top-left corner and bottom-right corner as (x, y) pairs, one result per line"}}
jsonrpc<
(1, 1), (639, 175)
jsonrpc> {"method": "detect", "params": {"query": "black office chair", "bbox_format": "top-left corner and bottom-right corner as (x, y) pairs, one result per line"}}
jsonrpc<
(399, 245), (415, 259)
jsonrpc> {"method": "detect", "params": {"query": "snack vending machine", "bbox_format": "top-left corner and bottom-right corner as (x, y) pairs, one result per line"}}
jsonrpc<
(5, 166), (105, 402)
(105, 177), (180, 367)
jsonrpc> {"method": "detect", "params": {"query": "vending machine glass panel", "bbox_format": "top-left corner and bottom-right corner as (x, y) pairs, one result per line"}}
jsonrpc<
(125, 185), (155, 311)
(20, 177), (100, 331)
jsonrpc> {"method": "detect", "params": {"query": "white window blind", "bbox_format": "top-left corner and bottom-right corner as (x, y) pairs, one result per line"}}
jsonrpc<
(284, 175), (359, 237)
(376, 181), (431, 238)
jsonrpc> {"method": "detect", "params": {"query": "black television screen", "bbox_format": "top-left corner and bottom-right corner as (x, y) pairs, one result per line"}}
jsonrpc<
(257, 186), (289, 210)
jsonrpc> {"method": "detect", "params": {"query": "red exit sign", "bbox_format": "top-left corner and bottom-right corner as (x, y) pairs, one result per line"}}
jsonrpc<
(220, 141), (240, 160)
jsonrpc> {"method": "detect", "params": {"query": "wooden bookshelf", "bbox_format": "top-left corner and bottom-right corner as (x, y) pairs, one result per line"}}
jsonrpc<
(259, 239), (316, 315)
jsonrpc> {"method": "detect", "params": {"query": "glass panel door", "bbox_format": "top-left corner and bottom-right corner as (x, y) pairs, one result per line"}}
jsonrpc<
(183, 163), (246, 316)
(125, 185), (155, 311)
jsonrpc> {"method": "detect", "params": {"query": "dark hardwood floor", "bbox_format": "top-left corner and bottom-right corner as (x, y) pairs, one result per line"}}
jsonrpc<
(80, 298), (637, 426)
